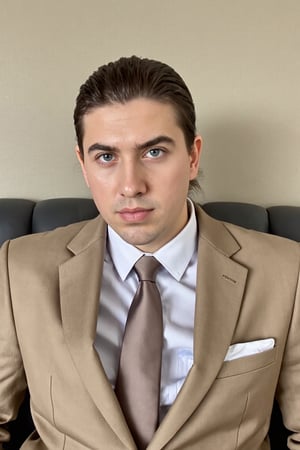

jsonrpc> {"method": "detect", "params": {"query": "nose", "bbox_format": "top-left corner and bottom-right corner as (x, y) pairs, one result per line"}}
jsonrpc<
(119, 160), (147, 198)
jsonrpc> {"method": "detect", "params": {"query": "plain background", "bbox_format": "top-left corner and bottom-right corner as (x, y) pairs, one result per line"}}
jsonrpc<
(1, 0), (300, 205)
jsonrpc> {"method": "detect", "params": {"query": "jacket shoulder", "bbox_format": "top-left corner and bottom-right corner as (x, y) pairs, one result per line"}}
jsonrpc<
(5, 217), (103, 267)
(10, 219), (90, 249)
(195, 204), (300, 264)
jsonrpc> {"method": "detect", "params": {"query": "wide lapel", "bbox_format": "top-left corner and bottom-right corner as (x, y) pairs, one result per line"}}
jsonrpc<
(59, 217), (135, 449)
(149, 206), (248, 449)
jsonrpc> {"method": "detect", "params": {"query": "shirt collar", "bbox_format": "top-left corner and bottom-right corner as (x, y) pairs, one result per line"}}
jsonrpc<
(107, 199), (198, 281)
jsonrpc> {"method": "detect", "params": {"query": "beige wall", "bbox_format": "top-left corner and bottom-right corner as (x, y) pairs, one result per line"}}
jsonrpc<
(1, 0), (300, 205)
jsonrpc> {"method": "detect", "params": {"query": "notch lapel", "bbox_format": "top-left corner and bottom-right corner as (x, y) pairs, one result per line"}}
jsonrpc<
(59, 217), (135, 449)
(149, 206), (248, 449)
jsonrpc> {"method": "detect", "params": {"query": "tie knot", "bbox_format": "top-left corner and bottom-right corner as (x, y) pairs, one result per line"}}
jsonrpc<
(134, 256), (160, 282)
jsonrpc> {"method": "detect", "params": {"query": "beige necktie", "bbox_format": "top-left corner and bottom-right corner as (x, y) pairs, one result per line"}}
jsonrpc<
(115, 255), (163, 450)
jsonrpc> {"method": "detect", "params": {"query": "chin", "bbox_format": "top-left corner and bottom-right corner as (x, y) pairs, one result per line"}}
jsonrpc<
(120, 231), (155, 249)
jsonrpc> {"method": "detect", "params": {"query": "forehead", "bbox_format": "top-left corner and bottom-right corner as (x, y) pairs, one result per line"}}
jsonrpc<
(81, 98), (182, 148)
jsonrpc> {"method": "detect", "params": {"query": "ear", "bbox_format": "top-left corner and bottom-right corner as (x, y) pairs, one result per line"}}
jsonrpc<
(75, 146), (90, 188)
(189, 135), (202, 180)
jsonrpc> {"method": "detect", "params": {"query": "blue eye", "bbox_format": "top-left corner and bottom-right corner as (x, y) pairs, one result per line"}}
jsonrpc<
(148, 148), (162, 158)
(98, 153), (114, 162)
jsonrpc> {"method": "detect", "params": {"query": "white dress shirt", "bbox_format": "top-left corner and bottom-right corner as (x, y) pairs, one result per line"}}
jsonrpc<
(94, 199), (198, 411)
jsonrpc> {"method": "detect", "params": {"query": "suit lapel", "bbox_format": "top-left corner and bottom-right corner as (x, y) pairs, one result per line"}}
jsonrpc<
(149, 206), (248, 449)
(59, 217), (135, 449)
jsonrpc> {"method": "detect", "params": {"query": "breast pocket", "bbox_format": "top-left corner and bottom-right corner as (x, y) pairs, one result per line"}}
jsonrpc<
(217, 346), (278, 379)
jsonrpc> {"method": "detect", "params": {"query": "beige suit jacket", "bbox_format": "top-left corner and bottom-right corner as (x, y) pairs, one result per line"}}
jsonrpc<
(1, 205), (300, 449)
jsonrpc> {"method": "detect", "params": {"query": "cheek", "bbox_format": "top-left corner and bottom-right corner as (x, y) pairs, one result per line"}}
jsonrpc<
(157, 169), (189, 211)
(86, 166), (112, 190)
(86, 172), (114, 206)
(166, 161), (191, 190)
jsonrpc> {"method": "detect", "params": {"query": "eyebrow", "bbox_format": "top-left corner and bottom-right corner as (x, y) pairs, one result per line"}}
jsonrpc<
(87, 135), (175, 154)
(87, 143), (116, 153)
(136, 135), (175, 150)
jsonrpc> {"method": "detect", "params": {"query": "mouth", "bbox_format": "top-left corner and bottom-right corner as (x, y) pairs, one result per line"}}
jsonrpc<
(118, 207), (153, 223)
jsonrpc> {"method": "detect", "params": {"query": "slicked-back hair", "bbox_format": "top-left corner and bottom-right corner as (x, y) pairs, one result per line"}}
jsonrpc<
(74, 56), (199, 190)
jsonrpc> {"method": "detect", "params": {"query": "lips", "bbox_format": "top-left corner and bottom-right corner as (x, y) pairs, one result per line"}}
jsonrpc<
(118, 207), (153, 222)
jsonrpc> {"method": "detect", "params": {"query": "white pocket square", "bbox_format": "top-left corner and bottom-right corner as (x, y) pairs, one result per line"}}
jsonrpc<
(224, 338), (275, 362)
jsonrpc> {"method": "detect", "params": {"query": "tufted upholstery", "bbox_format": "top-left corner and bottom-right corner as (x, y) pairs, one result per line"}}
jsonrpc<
(1, 197), (299, 449)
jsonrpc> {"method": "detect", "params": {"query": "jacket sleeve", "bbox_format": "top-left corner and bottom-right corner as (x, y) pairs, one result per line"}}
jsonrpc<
(276, 244), (300, 449)
(0, 240), (27, 446)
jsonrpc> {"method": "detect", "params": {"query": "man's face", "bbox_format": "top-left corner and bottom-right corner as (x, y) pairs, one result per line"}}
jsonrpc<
(76, 98), (201, 253)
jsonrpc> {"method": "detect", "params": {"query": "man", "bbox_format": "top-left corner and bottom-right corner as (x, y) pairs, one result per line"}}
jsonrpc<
(0, 56), (299, 449)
